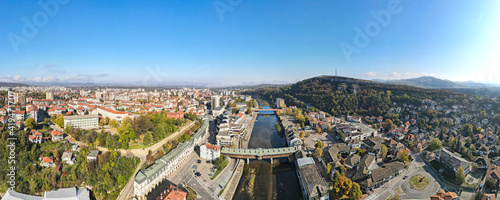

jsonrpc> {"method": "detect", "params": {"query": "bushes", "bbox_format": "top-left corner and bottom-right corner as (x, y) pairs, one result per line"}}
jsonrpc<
(212, 156), (229, 180)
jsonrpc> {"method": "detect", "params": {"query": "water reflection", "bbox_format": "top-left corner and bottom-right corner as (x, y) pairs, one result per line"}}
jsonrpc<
(233, 107), (302, 200)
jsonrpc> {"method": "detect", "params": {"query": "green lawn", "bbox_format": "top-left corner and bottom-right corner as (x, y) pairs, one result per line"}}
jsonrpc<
(410, 174), (430, 190)
(211, 158), (229, 180)
(129, 143), (147, 149)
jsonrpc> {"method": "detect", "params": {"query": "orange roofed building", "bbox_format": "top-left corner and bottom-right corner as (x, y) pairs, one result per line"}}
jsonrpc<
(156, 185), (187, 200)
(430, 190), (459, 200)
(483, 194), (496, 200)
(166, 111), (184, 119)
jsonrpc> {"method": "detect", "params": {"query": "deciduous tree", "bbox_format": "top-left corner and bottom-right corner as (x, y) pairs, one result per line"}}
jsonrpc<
(380, 144), (388, 159)
(315, 140), (324, 149)
(339, 165), (346, 177)
(314, 147), (323, 158)
(397, 150), (409, 163)
(455, 166), (465, 185)
(25, 118), (37, 129)
(349, 182), (362, 200)
(428, 138), (442, 152)
(326, 163), (331, 178)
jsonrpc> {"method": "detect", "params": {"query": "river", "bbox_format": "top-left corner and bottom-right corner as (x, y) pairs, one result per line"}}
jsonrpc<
(233, 107), (302, 200)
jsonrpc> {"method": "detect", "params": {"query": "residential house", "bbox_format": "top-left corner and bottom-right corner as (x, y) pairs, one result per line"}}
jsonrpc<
(351, 154), (405, 192)
(51, 130), (64, 141)
(41, 156), (54, 168)
(29, 131), (43, 144)
(156, 185), (187, 200)
(474, 156), (490, 169)
(485, 164), (500, 182)
(327, 143), (350, 164)
(87, 150), (99, 162)
(430, 190), (459, 200)
(404, 133), (415, 142)
(344, 154), (361, 170)
(62, 151), (74, 165)
(483, 194), (496, 200)
(349, 139), (362, 149)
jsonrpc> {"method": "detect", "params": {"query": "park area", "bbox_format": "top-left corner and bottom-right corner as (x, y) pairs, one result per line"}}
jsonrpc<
(410, 174), (430, 190)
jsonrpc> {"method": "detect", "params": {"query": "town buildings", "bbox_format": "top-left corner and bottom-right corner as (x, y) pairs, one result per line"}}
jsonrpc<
(63, 115), (99, 129)
(134, 118), (209, 199)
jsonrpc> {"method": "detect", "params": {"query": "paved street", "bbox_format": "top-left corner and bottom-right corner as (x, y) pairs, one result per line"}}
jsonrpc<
(365, 153), (476, 200)
(365, 153), (440, 200)
(169, 151), (217, 200)
(167, 117), (237, 200)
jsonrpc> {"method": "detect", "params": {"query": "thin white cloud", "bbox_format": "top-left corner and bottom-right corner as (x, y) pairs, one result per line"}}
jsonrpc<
(43, 63), (67, 74)
(0, 73), (108, 83)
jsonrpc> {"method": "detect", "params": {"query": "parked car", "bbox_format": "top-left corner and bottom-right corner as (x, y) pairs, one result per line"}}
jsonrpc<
(193, 165), (198, 169)
(403, 175), (408, 179)
(195, 172), (201, 176)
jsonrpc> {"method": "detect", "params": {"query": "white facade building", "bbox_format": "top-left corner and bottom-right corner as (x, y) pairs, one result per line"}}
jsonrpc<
(200, 143), (221, 160)
(211, 95), (220, 110)
(134, 118), (209, 200)
(63, 115), (99, 129)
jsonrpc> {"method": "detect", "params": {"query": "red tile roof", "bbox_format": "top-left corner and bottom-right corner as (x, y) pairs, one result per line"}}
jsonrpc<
(51, 130), (63, 136)
(206, 143), (221, 151)
(97, 107), (129, 114)
(42, 157), (53, 163)
(486, 164), (500, 180)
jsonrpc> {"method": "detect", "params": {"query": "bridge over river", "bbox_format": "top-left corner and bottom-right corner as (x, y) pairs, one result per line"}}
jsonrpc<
(221, 146), (299, 163)
(252, 108), (280, 112)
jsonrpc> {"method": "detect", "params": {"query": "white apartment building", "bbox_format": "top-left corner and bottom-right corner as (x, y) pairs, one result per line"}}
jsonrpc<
(63, 115), (99, 129)
(200, 143), (221, 160)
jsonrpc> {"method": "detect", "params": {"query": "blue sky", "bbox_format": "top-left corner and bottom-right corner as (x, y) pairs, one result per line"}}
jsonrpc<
(1, 0), (499, 86)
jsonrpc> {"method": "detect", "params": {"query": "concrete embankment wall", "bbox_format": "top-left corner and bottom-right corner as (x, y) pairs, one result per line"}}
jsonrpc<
(220, 159), (245, 200)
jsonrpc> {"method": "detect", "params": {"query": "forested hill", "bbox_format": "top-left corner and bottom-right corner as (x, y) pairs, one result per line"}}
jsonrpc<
(384, 76), (460, 88)
(244, 75), (464, 116)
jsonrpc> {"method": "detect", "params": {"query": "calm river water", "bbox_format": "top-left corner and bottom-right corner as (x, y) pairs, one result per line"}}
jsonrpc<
(233, 107), (302, 200)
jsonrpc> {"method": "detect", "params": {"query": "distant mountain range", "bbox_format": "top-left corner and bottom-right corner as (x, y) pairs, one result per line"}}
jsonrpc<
(375, 76), (500, 89)
(0, 82), (30, 87)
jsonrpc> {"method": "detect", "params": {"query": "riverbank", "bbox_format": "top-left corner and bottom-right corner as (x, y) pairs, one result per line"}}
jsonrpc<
(219, 112), (258, 200)
(220, 159), (245, 199)
(241, 112), (258, 149)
